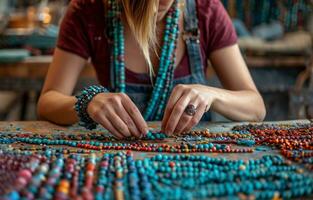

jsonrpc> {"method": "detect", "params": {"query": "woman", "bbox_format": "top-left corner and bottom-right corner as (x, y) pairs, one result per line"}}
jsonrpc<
(37, 0), (266, 139)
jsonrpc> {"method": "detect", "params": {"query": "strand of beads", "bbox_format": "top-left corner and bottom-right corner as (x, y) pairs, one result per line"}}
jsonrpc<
(236, 139), (256, 147)
(143, 0), (180, 120)
(154, 0), (180, 120)
(38, 156), (64, 199)
(0, 134), (254, 153)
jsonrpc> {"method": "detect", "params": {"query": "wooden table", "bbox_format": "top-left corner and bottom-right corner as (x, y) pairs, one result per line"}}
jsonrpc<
(0, 56), (97, 92)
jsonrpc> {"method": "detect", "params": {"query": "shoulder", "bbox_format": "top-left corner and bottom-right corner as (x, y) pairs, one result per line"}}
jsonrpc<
(196, 0), (226, 20)
(66, 0), (104, 21)
(196, 0), (223, 10)
(195, 0), (237, 53)
(68, 0), (103, 10)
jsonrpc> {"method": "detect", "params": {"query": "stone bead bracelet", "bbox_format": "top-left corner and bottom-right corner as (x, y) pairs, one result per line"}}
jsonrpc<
(75, 85), (109, 130)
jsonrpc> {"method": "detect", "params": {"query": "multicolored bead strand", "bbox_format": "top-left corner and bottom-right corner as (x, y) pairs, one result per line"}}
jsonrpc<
(0, 129), (254, 154)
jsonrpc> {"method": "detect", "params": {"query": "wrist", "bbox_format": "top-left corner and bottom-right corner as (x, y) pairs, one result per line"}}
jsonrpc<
(75, 85), (109, 130)
(199, 85), (219, 106)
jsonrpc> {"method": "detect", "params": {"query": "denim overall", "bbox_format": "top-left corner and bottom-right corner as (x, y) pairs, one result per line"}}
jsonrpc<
(112, 0), (211, 121)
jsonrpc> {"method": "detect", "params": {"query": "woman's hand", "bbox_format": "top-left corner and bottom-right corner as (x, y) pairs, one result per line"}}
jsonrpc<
(87, 93), (149, 139)
(161, 84), (214, 135)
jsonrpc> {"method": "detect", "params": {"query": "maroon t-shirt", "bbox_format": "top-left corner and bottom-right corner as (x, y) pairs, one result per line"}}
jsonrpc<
(57, 0), (237, 86)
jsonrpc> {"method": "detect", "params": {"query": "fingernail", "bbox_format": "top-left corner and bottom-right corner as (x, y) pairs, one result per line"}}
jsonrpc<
(138, 130), (148, 139)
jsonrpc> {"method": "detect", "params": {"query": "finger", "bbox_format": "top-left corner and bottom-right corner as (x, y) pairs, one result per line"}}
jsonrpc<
(161, 85), (185, 131)
(164, 92), (193, 135)
(94, 114), (124, 139)
(121, 94), (149, 135)
(105, 108), (132, 138)
(182, 102), (207, 133)
(174, 97), (200, 135)
(114, 104), (142, 138)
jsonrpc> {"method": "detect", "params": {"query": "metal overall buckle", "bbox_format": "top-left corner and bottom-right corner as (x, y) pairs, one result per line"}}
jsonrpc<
(182, 28), (200, 43)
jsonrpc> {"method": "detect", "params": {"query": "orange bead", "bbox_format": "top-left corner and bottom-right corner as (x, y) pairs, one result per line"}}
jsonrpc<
(87, 163), (95, 171)
(59, 180), (70, 188)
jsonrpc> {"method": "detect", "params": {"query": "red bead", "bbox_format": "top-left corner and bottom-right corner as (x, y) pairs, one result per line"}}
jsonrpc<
(169, 161), (175, 168)
(18, 169), (32, 181)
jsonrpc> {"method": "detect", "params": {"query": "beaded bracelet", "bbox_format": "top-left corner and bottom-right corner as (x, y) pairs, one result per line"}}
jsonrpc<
(75, 85), (109, 130)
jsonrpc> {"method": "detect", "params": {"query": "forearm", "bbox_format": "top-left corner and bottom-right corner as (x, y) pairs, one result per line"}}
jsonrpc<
(207, 86), (266, 122)
(37, 90), (78, 125)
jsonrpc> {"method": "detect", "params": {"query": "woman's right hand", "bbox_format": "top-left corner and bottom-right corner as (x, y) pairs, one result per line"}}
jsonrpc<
(87, 93), (149, 139)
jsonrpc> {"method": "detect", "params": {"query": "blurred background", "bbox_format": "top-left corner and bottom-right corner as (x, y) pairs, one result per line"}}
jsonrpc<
(0, 0), (312, 122)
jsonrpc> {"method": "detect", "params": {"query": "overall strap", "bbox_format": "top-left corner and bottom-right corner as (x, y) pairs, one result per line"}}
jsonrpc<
(183, 0), (204, 76)
(109, 44), (116, 91)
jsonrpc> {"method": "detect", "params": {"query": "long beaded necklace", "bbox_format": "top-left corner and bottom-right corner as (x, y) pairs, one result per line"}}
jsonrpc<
(106, 0), (181, 120)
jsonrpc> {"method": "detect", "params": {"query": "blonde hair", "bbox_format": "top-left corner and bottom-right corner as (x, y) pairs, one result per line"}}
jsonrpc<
(105, 0), (159, 77)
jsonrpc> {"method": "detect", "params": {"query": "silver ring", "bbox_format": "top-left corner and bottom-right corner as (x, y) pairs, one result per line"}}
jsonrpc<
(184, 104), (197, 116)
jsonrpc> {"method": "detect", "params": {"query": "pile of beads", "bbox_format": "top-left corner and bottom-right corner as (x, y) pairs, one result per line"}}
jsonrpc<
(233, 123), (313, 170)
(1, 151), (313, 200)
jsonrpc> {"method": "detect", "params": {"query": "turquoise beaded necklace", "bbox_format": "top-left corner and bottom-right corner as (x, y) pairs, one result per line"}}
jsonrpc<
(106, 0), (181, 121)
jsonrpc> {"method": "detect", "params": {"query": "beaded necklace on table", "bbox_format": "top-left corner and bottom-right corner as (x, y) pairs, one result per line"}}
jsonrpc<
(106, 0), (180, 121)
(0, 130), (254, 154)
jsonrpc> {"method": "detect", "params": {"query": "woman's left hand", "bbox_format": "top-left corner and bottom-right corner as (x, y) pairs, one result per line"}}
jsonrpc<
(161, 84), (215, 135)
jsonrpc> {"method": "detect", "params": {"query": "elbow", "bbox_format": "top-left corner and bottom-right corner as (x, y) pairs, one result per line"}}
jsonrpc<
(36, 91), (78, 126)
(253, 106), (266, 122)
(251, 96), (266, 122)
(36, 95), (46, 121)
